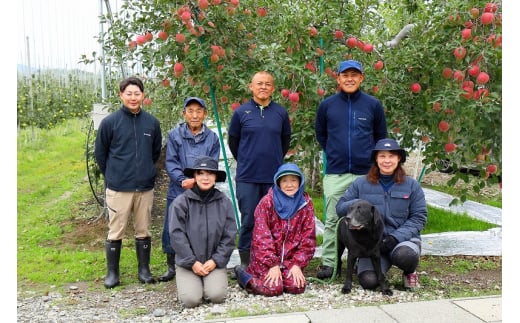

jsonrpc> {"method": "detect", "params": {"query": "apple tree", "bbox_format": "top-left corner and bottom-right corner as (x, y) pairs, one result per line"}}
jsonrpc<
(87, 0), (502, 201)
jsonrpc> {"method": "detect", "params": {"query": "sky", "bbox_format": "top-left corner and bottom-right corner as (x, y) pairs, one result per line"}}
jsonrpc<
(17, 0), (115, 73)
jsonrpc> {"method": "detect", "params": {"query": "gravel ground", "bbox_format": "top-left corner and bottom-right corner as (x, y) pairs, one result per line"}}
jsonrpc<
(17, 277), (427, 322)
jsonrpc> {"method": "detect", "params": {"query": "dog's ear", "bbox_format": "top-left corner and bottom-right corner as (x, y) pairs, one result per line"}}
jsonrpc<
(371, 206), (381, 225)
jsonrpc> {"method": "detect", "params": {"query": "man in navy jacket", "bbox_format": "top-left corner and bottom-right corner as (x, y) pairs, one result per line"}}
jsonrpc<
(95, 76), (162, 288)
(314, 60), (387, 279)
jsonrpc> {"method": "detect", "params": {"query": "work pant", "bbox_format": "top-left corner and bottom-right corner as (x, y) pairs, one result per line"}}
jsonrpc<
(106, 188), (153, 241)
(175, 266), (228, 308)
(236, 182), (272, 252)
(321, 174), (360, 267)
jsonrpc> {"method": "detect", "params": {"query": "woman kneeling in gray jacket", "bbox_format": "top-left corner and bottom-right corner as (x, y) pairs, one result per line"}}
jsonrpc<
(169, 156), (237, 308)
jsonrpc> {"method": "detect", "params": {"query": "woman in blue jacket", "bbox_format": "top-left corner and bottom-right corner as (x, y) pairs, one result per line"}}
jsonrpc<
(336, 138), (427, 290)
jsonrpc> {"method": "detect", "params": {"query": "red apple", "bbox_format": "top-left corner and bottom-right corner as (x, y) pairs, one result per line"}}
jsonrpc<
(486, 164), (497, 174)
(371, 85), (379, 94)
(334, 30), (344, 39)
(363, 43), (374, 53)
(445, 143), (456, 153)
(162, 79), (170, 87)
(158, 30), (168, 41)
(438, 120), (450, 132)
(173, 62), (184, 73)
(143, 98), (152, 106)
(468, 64), (480, 77)
(453, 70), (465, 82)
(308, 26), (318, 37)
(128, 40), (137, 51)
(175, 33), (186, 43)
(442, 67), (453, 79)
(476, 72), (490, 84)
(181, 11), (191, 22)
(136, 35), (146, 45)
(453, 47), (466, 60)
(231, 102), (240, 111)
(481, 12), (494, 25)
(198, 0), (209, 10)
(288, 92), (299, 103)
(470, 7), (479, 18)
(317, 88), (325, 96)
(432, 102), (441, 112)
(144, 32), (153, 42)
(484, 3), (498, 13)
(257, 7), (267, 17)
(461, 28), (472, 40)
(230, 0), (239, 7)
(346, 37), (357, 48)
(374, 60), (384, 71)
(281, 89), (290, 98)
(410, 83), (421, 93)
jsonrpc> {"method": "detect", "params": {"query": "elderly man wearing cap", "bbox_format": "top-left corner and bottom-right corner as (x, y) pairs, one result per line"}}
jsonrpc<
(168, 156), (237, 307)
(315, 60), (388, 279)
(336, 138), (427, 290)
(160, 97), (221, 282)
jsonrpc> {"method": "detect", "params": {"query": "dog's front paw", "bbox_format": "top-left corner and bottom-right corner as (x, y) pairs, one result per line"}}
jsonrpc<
(341, 286), (352, 294)
(382, 288), (393, 296)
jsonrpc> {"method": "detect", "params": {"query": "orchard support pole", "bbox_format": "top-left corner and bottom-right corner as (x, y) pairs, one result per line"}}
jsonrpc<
(319, 37), (328, 222)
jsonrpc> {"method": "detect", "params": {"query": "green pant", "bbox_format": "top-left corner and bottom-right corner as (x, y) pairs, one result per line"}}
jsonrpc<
(321, 173), (361, 267)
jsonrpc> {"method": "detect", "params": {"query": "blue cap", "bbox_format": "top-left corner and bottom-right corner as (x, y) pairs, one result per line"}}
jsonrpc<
(337, 60), (364, 74)
(183, 97), (207, 109)
(371, 138), (406, 164)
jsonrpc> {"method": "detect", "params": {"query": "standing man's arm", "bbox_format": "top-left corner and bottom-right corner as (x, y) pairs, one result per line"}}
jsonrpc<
(94, 122), (109, 175)
(373, 102), (388, 142)
(314, 104), (327, 150)
(152, 120), (162, 164)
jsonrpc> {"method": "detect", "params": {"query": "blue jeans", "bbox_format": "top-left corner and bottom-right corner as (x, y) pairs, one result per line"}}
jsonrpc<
(161, 198), (175, 255)
(236, 182), (272, 252)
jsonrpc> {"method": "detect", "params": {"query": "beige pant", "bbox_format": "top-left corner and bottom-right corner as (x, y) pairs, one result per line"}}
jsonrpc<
(175, 266), (228, 308)
(105, 188), (154, 241)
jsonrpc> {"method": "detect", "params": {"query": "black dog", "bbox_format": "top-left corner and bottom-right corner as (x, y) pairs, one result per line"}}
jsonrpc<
(337, 200), (393, 295)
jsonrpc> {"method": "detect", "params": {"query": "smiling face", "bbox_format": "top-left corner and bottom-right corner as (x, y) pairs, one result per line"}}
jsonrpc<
(183, 102), (207, 134)
(376, 150), (401, 175)
(248, 71), (275, 106)
(194, 169), (217, 190)
(119, 84), (144, 113)
(336, 69), (364, 94)
(278, 174), (300, 196)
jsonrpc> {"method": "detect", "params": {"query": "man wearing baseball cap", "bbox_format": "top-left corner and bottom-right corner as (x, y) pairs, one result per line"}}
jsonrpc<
(159, 96), (221, 282)
(314, 59), (388, 279)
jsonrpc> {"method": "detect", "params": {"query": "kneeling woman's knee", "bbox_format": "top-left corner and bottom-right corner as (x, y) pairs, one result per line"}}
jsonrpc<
(391, 245), (419, 273)
(358, 270), (378, 290)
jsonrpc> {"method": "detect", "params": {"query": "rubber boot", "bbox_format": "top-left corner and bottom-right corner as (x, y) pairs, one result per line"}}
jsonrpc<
(135, 238), (156, 284)
(239, 250), (251, 267)
(234, 265), (252, 290)
(231, 250), (250, 280)
(104, 240), (121, 289)
(158, 253), (176, 282)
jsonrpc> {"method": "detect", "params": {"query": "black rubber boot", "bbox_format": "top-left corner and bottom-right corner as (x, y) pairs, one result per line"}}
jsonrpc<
(231, 250), (251, 280)
(135, 238), (156, 284)
(104, 240), (121, 289)
(158, 253), (176, 282)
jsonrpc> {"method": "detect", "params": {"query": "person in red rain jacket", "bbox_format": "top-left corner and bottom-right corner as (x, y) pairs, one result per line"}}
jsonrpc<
(234, 162), (316, 296)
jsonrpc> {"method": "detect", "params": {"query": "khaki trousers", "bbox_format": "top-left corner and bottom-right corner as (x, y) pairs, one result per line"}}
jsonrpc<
(105, 188), (154, 241)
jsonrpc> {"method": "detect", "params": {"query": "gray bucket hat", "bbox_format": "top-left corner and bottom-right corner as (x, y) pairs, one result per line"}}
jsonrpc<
(183, 156), (226, 182)
(371, 138), (406, 163)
